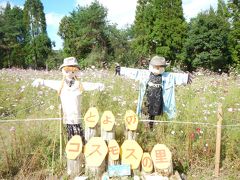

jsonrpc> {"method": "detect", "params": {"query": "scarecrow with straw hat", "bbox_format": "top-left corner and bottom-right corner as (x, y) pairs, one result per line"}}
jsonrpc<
(121, 55), (192, 129)
(138, 55), (192, 129)
(32, 57), (105, 142)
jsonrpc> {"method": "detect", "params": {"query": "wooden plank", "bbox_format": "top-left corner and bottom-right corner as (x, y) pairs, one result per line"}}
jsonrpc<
(151, 144), (173, 176)
(214, 104), (223, 177)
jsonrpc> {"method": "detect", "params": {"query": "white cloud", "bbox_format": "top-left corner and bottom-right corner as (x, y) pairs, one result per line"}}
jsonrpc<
(76, 0), (222, 27)
(75, 0), (137, 28)
(0, 1), (10, 8)
(46, 13), (64, 27)
(45, 13), (64, 50)
(182, 0), (218, 21)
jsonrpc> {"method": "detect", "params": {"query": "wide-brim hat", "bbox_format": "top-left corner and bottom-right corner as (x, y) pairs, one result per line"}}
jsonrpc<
(150, 55), (167, 67)
(59, 57), (80, 70)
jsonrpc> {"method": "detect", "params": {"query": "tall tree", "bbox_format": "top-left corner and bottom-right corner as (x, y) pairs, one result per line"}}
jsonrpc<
(59, 1), (111, 67)
(0, 3), (26, 68)
(23, 0), (51, 68)
(152, 0), (187, 63)
(228, 0), (240, 70)
(182, 6), (231, 72)
(133, 0), (187, 64)
(132, 0), (153, 57)
(107, 25), (136, 66)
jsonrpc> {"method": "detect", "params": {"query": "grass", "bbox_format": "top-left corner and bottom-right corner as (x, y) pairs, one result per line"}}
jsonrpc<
(0, 68), (239, 179)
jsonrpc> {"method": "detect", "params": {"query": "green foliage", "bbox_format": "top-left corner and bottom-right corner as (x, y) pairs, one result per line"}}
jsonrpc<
(46, 50), (65, 70)
(133, 0), (187, 63)
(0, 3), (26, 68)
(181, 6), (231, 72)
(132, 0), (153, 57)
(58, 1), (110, 67)
(228, 0), (240, 71)
(107, 25), (137, 66)
(0, 69), (239, 178)
(23, 0), (52, 69)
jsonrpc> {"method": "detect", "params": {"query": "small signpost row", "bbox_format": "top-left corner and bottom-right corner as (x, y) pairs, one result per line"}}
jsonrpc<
(65, 107), (173, 179)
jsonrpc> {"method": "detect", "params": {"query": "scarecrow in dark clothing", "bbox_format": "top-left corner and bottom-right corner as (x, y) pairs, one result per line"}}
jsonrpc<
(140, 55), (193, 129)
(142, 56), (166, 129)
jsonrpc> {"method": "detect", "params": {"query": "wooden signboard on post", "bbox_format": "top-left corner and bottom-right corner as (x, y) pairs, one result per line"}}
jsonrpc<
(108, 139), (120, 161)
(65, 135), (83, 160)
(84, 107), (99, 128)
(141, 152), (153, 173)
(151, 144), (173, 176)
(84, 137), (108, 167)
(124, 110), (138, 131)
(84, 137), (108, 179)
(65, 135), (83, 176)
(101, 111), (115, 141)
(101, 111), (115, 131)
(121, 140), (143, 170)
(124, 110), (138, 140)
(84, 107), (99, 142)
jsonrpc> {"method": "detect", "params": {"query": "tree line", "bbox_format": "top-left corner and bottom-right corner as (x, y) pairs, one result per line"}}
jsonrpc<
(0, 0), (239, 72)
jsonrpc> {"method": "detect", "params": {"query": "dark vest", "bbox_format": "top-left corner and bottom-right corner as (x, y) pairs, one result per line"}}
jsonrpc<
(145, 73), (164, 116)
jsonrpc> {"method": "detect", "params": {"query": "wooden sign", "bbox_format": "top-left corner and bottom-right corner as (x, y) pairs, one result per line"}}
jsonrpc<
(108, 139), (120, 160)
(121, 140), (143, 169)
(141, 152), (153, 173)
(151, 144), (172, 169)
(84, 137), (108, 167)
(124, 110), (138, 131)
(108, 164), (131, 177)
(84, 107), (99, 128)
(101, 111), (115, 131)
(65, 135), (83, 160)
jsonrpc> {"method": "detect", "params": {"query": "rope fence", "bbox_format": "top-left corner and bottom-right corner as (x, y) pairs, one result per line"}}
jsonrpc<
(0, 117), (240, 127)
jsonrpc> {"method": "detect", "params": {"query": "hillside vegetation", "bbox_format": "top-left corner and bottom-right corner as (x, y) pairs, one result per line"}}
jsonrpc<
(0, 69), (239, 179)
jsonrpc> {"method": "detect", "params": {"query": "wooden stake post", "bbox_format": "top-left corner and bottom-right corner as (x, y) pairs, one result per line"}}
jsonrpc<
(84, 107), (107, 179)
(214, 104), (223, 177)
(100, 111), (118, 166)
(124, 110), (138, 140)
(59, 104), (63, 161)
(124, 110), (140, 176)
(84, 137), (108, 180)
(65, 135), (83, 176)
(141, 152), (153, 176)
(121, 139), (143, 177)
(151, 144), (173, 176)
(100, 111), (115, 141)
(84, 107), (99, 141)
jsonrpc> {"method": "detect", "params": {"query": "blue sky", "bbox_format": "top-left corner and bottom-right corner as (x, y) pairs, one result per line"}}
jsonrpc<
(0, 0), (222, 50)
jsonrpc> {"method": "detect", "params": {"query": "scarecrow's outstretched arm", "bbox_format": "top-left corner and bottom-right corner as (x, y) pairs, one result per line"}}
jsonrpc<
(120, 67), (150, 81)
(171, 73), (190, 85)
(32, 79), (61, 91)
(82, 82), (105, 91)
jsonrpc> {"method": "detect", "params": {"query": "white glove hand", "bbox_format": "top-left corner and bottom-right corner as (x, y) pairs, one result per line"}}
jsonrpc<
(98, 83), (105, 91)
(32, 78), (44, 87)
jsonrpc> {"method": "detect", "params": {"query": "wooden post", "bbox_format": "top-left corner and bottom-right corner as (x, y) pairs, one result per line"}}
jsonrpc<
(59, 104), (63, 161)
(84, 107), (103, 178)
(126, 129), (137, 140)
(65, 135), (84, 177)
(214, 104), (223, 177)
(124, 110), (139, 177)
(84, 137), (108, 180)
(151, 144), (173, 177)
(85, 127), (97, 141)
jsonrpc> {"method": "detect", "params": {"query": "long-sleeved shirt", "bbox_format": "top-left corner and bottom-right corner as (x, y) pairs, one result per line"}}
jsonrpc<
(43, 80), (103, 124)
(120, 67), (188, 119)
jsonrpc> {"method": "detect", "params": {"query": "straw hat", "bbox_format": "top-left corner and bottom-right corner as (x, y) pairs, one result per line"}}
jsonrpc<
(150, 56), (167, 67)
(59, 57), (80, 70)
